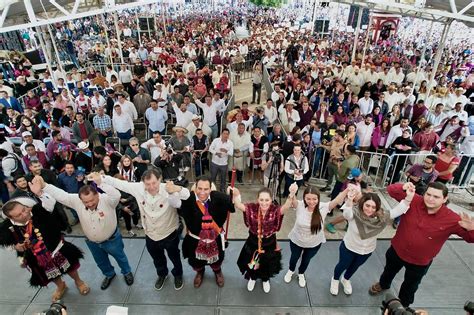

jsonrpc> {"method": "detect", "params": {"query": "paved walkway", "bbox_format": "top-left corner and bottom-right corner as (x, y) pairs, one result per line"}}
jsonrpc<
(1, 238), (472, 315)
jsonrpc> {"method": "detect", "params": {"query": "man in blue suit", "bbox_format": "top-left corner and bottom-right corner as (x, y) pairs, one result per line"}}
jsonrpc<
(0, 91), (23, 113)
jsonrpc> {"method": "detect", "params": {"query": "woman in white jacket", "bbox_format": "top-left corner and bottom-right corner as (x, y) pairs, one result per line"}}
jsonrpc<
(330, 184), (415, 295)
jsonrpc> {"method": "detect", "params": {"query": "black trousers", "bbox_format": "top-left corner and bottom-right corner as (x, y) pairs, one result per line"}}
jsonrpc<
(145, 231), (183, 278)
(379, 246), (431, 307)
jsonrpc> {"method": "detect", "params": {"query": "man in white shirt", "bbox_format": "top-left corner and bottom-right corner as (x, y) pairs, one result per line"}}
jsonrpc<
(41, 176), (134, 290)
(114, 93), (138, 120)
(20, 131), (46, 155)
(90, 91), (106, 112)
(112, 104), (134, 140)
(271, 85), (285, 103)
(264, 99), (278, 126)
(385, 117), (412, 149)
(196, 95), (220, 139)
(346, 67), (365, 95)
(153, 84), (169, 108)
(230, 123), (252, 183)
(145, 100), (168, 135)
(447, 102), (469, 123)
(278, 101), (300, 134)
(358, 91), (374, 116)
(105, 66), (119, 83)
(118, 65), (133, 86)
(449, 88), (469, 110)
(91, 169), (190, 291)
(364, 65), (380, 84)
(389, 66), (405, 86)
(209, 128), (234, 192)
(383, 85), (401, 112)
(356, 116), (376, 151)
(427, 103), (448, 128)
(141, 131), (166, 163)
(399, 87), (416, 107)
(187, 115), (212, 141)
(172, 102), (194, 128)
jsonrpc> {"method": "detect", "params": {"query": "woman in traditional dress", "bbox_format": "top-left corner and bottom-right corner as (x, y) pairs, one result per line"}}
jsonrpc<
(232, 183), (298, 293)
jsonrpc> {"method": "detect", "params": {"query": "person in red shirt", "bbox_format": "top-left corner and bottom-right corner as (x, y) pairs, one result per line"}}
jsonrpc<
(369, 182), (474, 308)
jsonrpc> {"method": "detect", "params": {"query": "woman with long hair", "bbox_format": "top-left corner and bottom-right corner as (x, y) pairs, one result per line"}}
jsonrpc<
(117, 154), (137, 182)
(116, 155), (141, 236)
(19, 116), (42, 140)
(95, 154), (119, 177)
(330, 187), (415, 295)
(371, 118), (391, 152)
(232, 184), (298, 293)
(284, 186), (347, 287)
(387, 104), (401, 127)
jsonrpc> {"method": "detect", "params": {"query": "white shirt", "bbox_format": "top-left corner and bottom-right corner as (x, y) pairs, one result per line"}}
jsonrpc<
(172, 103), (194, 128)
(385, 124), (412, 148)
(106, 70), (119, 83)
(358, 97), (374, 116)
(118, 69), (133, 84)
(114, 100), (138, 120)
(90, 95), (106, 110)
(449, 94), (469, 110)
(383, 91), (401, 111)
(356, 121), (375, 147)
(264, 106), (278, 124)
(44, 183), (121, 242)
(447, 110), (468, 123)
(209, 137), (234, 165)
(141, 139), (166, 162)
(289, 201), (330, 248)
(153, 89), (169, 108)
(196, 99), (219, 126)
(284, 155), (309, 181)
(102, 176), (190, 241)
(342, 200), (409, 255)
(427, 111), (448, 127)
(112, 112), (134, 133)
(20, 140), (46, 156)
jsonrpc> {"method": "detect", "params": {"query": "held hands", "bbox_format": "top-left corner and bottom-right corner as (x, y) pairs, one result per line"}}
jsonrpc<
(402, 182), (416, 192)
(458, 212), (474, 231)
(288, 183), (298, 197)
(29, 176), (46, 196)
(86, 172), (102, 185)
(165, 181), (180, 194)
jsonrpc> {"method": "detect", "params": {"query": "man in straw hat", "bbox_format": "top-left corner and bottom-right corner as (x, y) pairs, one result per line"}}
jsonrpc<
(0, 177), (89, 301)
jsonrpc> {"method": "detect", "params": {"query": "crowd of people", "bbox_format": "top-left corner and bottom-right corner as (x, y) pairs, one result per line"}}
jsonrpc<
(0, 4), (473, 312)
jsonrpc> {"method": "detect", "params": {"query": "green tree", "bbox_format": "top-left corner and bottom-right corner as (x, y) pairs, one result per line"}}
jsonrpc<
(248, 0), (282, 8)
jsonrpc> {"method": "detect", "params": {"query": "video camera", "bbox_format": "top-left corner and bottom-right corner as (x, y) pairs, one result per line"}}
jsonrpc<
(41, 301), (67, 315)
(381, 293), (416, 315)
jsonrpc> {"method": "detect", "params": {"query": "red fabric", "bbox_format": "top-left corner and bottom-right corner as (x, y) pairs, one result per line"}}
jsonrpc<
(78, 123), (88, 140)
(387, 183), (474, 266)
(243, 203), (283, 238)
(434, 155), (460, 180)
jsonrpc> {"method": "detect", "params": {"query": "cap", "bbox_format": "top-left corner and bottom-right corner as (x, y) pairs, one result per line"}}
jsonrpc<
(192, 114), (202, 120)
(21, 131), (32, 137)
(78, 141), (89, 150)
(347, 168), (362, 179)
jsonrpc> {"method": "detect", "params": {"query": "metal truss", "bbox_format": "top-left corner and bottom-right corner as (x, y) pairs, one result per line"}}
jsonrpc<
(0, 0), (163, 34)
(330, 0), (474, 26)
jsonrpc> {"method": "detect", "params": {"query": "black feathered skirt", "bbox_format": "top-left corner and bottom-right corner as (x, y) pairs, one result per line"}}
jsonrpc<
(26, 241), (84, 287)
(237, 233), (282, 281)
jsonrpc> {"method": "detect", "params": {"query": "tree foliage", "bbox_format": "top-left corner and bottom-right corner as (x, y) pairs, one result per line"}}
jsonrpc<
(248, 0), (282, 8)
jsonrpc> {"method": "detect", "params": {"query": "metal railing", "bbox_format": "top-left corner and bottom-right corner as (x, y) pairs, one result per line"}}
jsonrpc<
(310, 148), (474, 191)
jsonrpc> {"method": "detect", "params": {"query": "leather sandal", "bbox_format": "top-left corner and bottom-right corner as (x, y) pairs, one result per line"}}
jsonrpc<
(75, 280), (90, 295)
(51, 282), (68, 302)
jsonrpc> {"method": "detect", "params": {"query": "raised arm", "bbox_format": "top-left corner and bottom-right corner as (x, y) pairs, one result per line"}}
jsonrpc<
(96, 173), (143, 199)
(281, 182), (298, 214)
(328, 188), (349, 211)
(165, 181), (191, 209)
(230, 187), (246, 212)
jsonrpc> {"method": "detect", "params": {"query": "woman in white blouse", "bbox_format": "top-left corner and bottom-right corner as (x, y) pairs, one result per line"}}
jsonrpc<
(330, 186), (415, 296)
(284, 186), (348, 288)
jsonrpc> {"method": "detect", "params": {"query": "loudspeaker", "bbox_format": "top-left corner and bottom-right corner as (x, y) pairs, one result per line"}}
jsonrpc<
(139, 18), (155, 31)
(23, 50), (43, 65)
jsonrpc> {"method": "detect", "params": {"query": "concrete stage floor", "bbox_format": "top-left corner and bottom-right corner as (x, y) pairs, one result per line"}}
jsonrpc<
(0, 238), (472, 315)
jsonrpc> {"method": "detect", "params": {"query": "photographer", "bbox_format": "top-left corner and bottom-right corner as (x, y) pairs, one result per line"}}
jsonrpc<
(283, 144), (309, 197)
(154, 146), (184, 185)
(261, 143), (284, 187)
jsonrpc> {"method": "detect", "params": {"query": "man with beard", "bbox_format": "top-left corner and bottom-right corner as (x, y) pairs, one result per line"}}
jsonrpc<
(0, 177), (89, 302)
(405, 156), (439, 194)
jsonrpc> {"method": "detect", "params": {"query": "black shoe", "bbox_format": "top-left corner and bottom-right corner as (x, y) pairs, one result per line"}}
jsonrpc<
(101, 274), (116, 290)
(320, 186), (330, 192)
(154, 275), (168, 291)
(174, 275), (184, 290)
(65, 226), (73, 234)
(124, 272), (134, 286)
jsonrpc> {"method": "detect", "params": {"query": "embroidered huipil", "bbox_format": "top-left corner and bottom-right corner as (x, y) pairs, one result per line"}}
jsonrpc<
(244, 203), (283, 237)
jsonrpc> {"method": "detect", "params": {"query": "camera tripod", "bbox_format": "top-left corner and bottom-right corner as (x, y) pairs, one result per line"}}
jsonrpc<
(267, 154), (282, 205)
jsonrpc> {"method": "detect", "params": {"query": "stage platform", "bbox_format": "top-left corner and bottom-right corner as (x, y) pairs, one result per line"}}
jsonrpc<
(0, 238), (472, 315)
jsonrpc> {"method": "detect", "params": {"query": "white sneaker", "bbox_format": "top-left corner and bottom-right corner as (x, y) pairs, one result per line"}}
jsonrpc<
(247, 279), (256, 291)
(330, 278), (339, 296)
(284, 270), (293, 283)
(340, 277), (352, 295)
(128, 230), (136, 237)
(135, 223), (143, 229)
(262, 280), (271, 293)
(298, 274), (306, 288)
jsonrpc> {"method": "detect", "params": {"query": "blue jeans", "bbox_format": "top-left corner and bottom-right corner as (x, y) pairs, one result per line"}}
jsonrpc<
(333, 241), (372, 280)
(289, 240), (321, 274)
(117, 129), (132, 140)
(85, 228), (132, 277)
(209, 123), (218, 140)
(312, 147), (323, 176)
(145, 230), (183, 277)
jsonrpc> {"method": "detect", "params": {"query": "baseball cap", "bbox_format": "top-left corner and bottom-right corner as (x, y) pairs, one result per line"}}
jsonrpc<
(347, 168), (362, 180)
